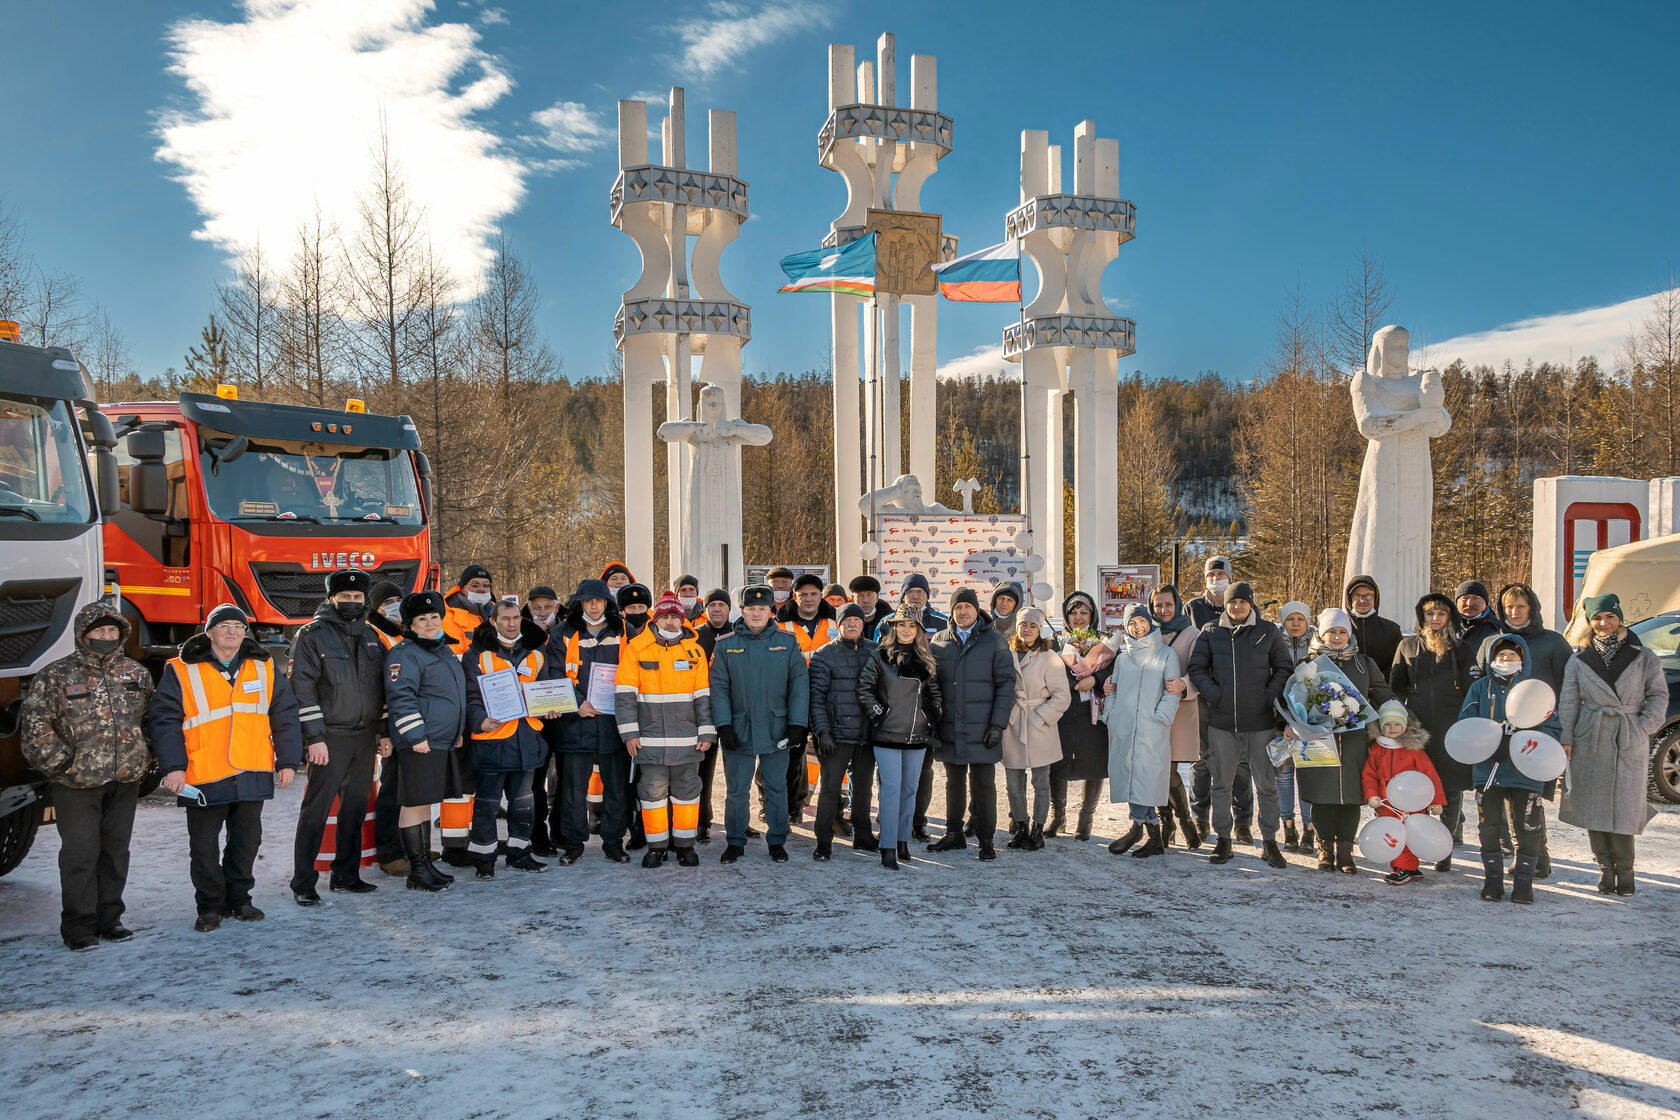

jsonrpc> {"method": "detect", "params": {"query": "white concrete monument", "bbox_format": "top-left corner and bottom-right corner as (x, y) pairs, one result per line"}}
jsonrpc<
(659, 384), (771, 589)
(612, 88), (750, 587)
(1343, 325), (1451, 619)
(818, 32), (956, 582)
(1003, 123), (1136, 607)
(857, 473), (958, 517)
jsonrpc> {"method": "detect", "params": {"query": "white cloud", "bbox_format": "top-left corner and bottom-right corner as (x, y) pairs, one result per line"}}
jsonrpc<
(156, 0), (525, 287)
(530, 100), (614, 161)
(674, 1), (832, 80)
(1424, 289), (1675, 370)
(477, 6), (507, 25)
(937, 342), (1014, 381)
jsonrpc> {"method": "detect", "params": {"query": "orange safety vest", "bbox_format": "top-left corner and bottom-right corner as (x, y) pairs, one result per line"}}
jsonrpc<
(780, 617), (839, 663)
(167, 657), (276, 786)
(475, 648), (545, 737)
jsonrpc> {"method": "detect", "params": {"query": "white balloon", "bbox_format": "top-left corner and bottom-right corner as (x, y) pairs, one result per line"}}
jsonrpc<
(1509, 729), (1568, 783)
(858, 541), (881, 561)
(1023, 554), (1046, 573)
(1505, 679), (1556, 729)
(1445, 717), (1502, 765)
(1358, 816), (1408, 864)
(1385, 770), (1435, 814)
(1404, 814), (1454, 863)
(1030, 582), (1055, 602)
(1013, 530), (1033, 551)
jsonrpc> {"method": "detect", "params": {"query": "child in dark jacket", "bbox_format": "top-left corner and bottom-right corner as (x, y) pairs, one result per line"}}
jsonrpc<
(1361, 700), (1445, 886)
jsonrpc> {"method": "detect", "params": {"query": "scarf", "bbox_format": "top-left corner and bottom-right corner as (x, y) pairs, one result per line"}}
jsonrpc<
(1590, 631), (1625, 670)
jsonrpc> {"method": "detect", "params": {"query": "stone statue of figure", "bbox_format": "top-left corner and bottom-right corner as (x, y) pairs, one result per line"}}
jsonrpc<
(658, 385), (771, 585)
(858, 473), (957, 517)
(1343, 325), (1452, 624)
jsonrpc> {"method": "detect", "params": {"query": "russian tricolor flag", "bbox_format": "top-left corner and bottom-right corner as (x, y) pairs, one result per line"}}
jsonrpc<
(931, 241), (1021, 303)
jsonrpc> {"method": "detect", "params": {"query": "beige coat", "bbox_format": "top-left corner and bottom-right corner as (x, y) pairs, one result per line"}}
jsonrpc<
(1163, 625), (1201, 762)
(1002, 648), (1071, 769)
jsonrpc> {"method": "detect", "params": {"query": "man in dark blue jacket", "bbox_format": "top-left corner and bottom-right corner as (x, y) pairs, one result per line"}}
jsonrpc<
(927, 589), (1015, 861)
(809, 604), (877, 859)
(548, 579), (632, 864)
(463, 601), (554, 878)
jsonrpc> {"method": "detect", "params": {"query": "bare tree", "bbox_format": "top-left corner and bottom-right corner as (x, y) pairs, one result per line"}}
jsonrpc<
(0, 198), (29, 323)
(278, 209), (346, 406)
(471, 226), (558, 399)
(1626, 280), (1680, 476)
(218, 242), (280, 395)
(22, 267), (90, 353)
(1328, 245), (1395, 377)
(84, 306), (135, 397)
(344, 120), (426, 393)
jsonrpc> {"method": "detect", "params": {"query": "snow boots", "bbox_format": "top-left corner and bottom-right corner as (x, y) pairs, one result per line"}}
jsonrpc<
(1131, 822), (1164, 859)
(1611, 834), (1636, 896)
(1510, 853), (1538, 904)
(1046, 776), (1068, 837)
(1109, 822), (1144, 855)
(1335, 842), (1358, 874)
(1315, 837), (1335, 872)
(1006, 822), (1031, 850)
(1207, 836), (1234, 864)
(1480, 850), (1505, 901)
(1283, 821), (1300, 852)
(1170, 784), (1202, 850)
(1590, 831), (1616, 893)
(1261, 837), (1287, 869)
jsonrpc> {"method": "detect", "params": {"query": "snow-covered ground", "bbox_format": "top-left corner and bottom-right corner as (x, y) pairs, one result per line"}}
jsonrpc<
(2, 776), (1677, 1120)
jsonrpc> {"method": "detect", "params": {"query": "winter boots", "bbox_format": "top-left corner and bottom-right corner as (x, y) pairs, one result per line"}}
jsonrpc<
(401, 824), (450, 892)
(1046, 777), (1068, 837)
(1109, 822), (1144, 855)
(1510, 853), (1538, 904)
(676, 846), (700, 867)
(1590, 831), (1615, 893)
(1283, 821), (1300, 852)
(1207, 836), (1234, 864)
(1300, 825), (1315, 855)
(1316, 838), (1335, 872)
(929, 831), (968, 853)
(1028, 823), (1045, 852)
(1170, 784), (1202, 850)
(1612, 834), (1636, 896)
(1335, 842), (1358, 874)
(1131, 822), (1164, 859)
(1480, 851), (1505, 901)
(642, 848), (667, 868)
(1006, 822), (1031, 850)
(1262, 837), (1288, 869)
(1235, 825), (1255, 847)
(881, 846), (899, 870)
(1158, 805), (1176, 847)
(508, 851), (548, 872)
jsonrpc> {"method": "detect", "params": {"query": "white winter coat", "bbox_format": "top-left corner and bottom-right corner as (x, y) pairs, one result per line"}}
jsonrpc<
(1103, 628), (1182, 806)
(1002, 648), (1071, 769)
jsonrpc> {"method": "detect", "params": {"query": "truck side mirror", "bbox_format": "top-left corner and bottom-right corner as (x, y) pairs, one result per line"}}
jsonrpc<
(93, 448), (119, 519)
(125, 429), (170, 517)
(414, 451), (433, 515)
(125, 429), (166, 461)
(213, 435), (249, 463)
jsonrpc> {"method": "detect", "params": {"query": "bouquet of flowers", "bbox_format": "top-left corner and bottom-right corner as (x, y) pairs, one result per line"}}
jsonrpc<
(1274, 656), (1381, 741)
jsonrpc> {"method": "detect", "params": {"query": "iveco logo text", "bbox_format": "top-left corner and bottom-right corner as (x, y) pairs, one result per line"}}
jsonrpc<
(312, 552), (376, 570)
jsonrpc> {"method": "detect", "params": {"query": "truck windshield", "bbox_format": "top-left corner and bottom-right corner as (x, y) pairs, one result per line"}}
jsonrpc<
(0, 394), (94, 525)
(198, 434), (423, 526)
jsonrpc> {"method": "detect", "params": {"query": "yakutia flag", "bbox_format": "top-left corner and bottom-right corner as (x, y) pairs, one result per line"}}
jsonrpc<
(931, 241), (1020, 303)
(778, 233), (877, 296)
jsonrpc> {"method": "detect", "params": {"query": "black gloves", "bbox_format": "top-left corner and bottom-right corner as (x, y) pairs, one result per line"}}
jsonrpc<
(717, 726), (739, 752)
(982, 724), (1004, 751)
(786, 725), (807, 748)
(815, 730), (837, 759)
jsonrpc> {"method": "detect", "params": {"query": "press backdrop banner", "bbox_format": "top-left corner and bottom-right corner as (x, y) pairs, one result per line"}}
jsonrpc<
(878, 513), (1029, 607)
(1099, 564), (1162, 628)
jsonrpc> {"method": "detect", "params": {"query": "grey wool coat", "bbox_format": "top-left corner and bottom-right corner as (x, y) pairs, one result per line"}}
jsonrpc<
(1558, 633), (1668, 836)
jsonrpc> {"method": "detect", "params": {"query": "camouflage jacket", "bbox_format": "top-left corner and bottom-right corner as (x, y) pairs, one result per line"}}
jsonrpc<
(19, 602), (154, 789)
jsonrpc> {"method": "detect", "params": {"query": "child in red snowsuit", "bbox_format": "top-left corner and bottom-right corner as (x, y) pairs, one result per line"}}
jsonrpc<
(1361, 699), (1445, 884)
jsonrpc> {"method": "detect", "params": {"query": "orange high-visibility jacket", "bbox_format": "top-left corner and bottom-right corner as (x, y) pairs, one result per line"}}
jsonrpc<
(614, 627), (715, 765)
(166, 656), (276, 786)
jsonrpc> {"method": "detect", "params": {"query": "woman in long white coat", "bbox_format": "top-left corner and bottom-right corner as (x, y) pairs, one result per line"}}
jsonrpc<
(1001, 610), (1071, 852)
(1102, 605), (1186, 858)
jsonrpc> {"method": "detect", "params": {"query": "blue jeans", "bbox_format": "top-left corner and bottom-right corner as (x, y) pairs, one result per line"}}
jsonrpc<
(724, 749), (789, 847)
(1128, 802), (1159, 823)
(874, 746), (926, 848)
(1276, 758), (1312, 827)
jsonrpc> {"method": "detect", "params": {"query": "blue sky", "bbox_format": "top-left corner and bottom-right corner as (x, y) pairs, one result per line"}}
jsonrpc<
(3, 0), (1677, 383)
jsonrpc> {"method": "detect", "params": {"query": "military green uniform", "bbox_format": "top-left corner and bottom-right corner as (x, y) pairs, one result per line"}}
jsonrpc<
(20, 601), (154, 948)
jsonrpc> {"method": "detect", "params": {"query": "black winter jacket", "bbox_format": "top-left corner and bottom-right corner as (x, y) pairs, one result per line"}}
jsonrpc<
(548, 601), (626, 756)
(289, 602), (390, 742)
(1388, 595), (1473, 789)
(1345, 575), (1403, 673)
(930, 613), (1015, 764)
(858, 647), (943, 747)
(1186, 614), (1294, 734)
(809, 636), (876, 745)
(1486, 583), (1573, 692)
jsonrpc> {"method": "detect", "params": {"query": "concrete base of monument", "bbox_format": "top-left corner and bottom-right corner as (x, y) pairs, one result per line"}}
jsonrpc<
(1, 776), (1675, 1119)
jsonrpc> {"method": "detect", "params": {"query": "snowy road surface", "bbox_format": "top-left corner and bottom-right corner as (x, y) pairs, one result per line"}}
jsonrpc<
(2, 780), (1677, 1120)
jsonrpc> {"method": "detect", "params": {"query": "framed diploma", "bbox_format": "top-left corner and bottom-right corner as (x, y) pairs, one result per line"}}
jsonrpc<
(477, 666), (529, 724)
(588, 662), (618, 714)
(522, 678), (578, 717)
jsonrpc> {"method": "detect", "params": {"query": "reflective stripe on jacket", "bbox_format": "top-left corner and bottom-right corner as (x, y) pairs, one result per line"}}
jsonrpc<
(167, 657), (276, 786)
(615, 627), (716, 764)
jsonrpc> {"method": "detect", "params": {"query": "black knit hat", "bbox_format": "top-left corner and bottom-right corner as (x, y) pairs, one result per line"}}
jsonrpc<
(949, 587), (980, 610)
(1455, 580), (1491, 602)
(527, 585), (558, 602)
(368, 580), (404, 608)
(765, 566), (795, 581)
(704, 587), (732, 607)
(401, 590), (447, 624)
(673, 574), (700, 592)
(1225, 581), (1257, 608)
(458, 564), (491, 586)
(204, 603), (248, 631)
(617, 583), (653, 610)
(324, 569), (370, 597)
(794, 572), (825, 592)
(839, 603), (867, 625)
(740, 584), (775, 608)
(848, 574), (881, 594)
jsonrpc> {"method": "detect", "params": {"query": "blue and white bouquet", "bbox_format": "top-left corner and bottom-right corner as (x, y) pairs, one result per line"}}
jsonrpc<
(1274, 656), (1381, 741)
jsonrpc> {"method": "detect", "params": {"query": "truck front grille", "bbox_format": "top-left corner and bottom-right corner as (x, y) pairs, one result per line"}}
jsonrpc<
(248, 562), (420, 621)
(0, 579), (82, 671)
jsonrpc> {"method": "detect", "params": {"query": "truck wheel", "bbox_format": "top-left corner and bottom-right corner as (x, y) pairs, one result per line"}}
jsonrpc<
(1650, 726), (1680, 805)
(0, 801), (42, 877)
(137, 757), (162, 798)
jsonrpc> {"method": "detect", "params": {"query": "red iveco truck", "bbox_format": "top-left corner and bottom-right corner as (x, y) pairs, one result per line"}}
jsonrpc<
(101, 386), (437, 668)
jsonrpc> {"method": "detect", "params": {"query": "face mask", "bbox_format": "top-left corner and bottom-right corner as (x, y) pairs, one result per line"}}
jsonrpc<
(1208, 577), (1228, 594)
(583, 610), (606, 627)
(772, 588), (790, 604)
(656, 623), (683, 640)
(679, 596), (697, 611)
(497, 632), (519, 646)
(1353, 604), (1376, 618)
(87, 636), (123, 656)
(1491, 661), (1521, 678)
(381, 604), (403, 624)
(333, 602), (365, 623)
(466, 590), (492, 606)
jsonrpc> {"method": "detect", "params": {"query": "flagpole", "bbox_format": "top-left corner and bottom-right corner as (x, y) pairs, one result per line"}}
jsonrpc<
(868, 295), (879, 575)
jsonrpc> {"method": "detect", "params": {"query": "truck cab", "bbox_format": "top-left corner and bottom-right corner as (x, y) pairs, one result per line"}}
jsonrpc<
(101, 388), (435, 666)
(0, 323), (119, 876)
